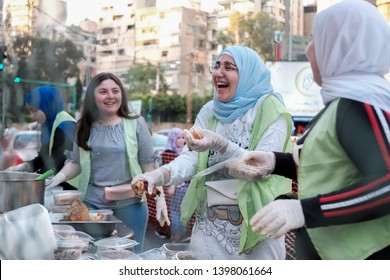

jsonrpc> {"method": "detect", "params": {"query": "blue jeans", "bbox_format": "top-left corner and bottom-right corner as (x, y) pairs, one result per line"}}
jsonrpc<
(85, 201), (148, 253)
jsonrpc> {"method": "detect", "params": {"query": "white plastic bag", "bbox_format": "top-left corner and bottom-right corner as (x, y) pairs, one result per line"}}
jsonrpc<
(0, 204), (57, 259)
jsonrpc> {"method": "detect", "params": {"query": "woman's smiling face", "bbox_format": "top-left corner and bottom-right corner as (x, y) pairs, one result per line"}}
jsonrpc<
(94, 79), (122, 117)
(212, 54), (239, 103)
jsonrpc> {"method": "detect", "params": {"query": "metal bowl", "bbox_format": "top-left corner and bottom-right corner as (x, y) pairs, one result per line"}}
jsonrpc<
(0, 171), (45, 213)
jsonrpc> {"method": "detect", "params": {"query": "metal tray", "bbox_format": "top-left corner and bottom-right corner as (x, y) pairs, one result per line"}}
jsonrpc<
(50, 211), (122, 239)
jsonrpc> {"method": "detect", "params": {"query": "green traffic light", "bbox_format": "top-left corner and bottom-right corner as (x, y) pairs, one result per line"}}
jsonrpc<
(14, 77), (21, 83)
(0, 64), (3, 70)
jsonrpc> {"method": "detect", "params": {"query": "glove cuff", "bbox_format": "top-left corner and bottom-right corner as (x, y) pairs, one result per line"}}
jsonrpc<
(55, 172), (66, 184)
(155, 168), (166, 186)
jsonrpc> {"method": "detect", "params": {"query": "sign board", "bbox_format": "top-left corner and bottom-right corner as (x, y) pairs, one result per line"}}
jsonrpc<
(274, 31), (283, 44)
(266, 61), (324, 121)
(128, 100), (142, 115)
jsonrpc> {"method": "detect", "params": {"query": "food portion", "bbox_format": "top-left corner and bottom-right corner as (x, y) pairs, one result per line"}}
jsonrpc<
(131, 180), (161, 197)
(190, 128), (203, 139)
(132, 180), (147, 196)
(65, 198), (104, 222)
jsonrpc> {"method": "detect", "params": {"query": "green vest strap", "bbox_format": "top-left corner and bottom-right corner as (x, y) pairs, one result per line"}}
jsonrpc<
(49, 111), (79, 188)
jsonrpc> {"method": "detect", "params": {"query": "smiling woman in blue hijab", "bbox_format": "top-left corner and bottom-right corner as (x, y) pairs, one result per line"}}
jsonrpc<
(132, 45), (293, 259)
(8, 86), (78, 190)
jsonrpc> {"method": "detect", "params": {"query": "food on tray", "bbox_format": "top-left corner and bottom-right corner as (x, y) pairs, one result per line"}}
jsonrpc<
(131, 180), (161, 197)
(65, 198), (104, 222)
(190, 128), (203, 139)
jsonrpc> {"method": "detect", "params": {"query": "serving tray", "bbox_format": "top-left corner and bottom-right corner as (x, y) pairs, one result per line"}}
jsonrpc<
(50, 211), (122, 239)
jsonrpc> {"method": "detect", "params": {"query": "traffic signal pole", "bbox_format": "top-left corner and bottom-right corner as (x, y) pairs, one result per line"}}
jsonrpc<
(15, 78), (77, 113)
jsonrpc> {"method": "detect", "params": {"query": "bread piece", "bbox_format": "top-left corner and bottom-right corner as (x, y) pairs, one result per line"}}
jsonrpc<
(131, 180), (161, 197)
(132, 180), (147, 196)
(190, 128), (203, 139)
(65, 198), (91, 221)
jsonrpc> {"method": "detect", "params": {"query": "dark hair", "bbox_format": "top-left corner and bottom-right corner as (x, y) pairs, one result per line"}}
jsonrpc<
(76, 72), (135, 150)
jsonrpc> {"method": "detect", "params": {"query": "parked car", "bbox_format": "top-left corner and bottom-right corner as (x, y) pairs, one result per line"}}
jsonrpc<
(1, 130), (41, 169)
(152, 132), (168, 155)
(12, 130), (41, 162)
(156, 129), (171, 137)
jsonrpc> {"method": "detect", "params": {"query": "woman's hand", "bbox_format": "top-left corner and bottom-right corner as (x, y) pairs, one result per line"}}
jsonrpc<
(183, 128), (229, 154)
(227, 151), (276, 181)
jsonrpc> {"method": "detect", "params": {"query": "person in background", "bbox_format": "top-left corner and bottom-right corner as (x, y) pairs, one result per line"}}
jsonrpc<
(162, 128), (193, 242)
(132, 45), (293, 259)
(46, 72), (169, 253)
(148, 128), (185, 239)
(6, 86), (78, 190)
(227, 0), (390, 260)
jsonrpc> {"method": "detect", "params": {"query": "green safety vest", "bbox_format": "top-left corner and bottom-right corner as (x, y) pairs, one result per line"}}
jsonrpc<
(50, 111), (79, 188)
(299, 99), (390, 259)
(78, 118), (143, 199)
(180, 95), (293, 253)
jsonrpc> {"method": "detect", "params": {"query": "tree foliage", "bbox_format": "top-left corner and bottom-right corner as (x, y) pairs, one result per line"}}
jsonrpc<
(129, 92), (213, 124)
(216, 12), (281, 61)
(4, 35), (83, 121)
(122, 62), (169, 94)
(11, 35), (83, 82)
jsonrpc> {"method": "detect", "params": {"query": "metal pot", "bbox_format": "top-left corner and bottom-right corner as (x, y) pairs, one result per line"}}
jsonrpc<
(0, 171), (45, 213)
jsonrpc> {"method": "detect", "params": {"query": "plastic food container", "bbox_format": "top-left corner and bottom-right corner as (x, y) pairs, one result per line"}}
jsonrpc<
(175, 251), (198, 260)
(161, 243), (190, 260)
(56, 230), (94, 252)
(52, 224), (76, 237)
(94, 236), (138, 252)
(53, 190), (82, 205)
(54, 239), (84, 260)
(52, 224), (75, 232)
(52, 204), (71, 213)
(96, 249), (141, 260)
(138, 248), (165, 260)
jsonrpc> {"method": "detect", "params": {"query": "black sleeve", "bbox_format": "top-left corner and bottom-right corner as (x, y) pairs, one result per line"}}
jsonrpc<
(30, 128), (73, 173)
(272, 152), (297, 180)
(302, 100), (390, 228)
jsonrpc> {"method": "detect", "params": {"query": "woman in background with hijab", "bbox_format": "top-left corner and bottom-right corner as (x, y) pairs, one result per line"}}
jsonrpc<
(7, 86), (78, 190)
(149, 127), (186, 239)
(132, 45), (293, 259)
(164, 128), (192, 242)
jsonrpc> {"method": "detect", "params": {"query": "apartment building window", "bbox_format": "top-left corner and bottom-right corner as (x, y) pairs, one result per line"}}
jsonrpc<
(113, 15), (123, 21)
(101, 50), (113, 56)
(193, 40), (205, 49)
(101, 27), (113, 35)
(195, 64), (204, 74)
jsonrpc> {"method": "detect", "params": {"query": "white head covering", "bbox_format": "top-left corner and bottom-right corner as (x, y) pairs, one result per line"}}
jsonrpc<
(312, 0), (390, 112)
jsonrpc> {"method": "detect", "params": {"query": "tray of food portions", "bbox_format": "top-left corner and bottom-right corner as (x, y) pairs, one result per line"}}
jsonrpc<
(50, 198), (122, 238)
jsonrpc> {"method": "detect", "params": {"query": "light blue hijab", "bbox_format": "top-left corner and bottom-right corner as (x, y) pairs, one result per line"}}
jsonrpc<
(213, 45), (282, 124)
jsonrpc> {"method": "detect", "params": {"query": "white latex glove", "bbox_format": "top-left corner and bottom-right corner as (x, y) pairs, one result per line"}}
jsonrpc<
(227, 151), (275, 181)
(131, 169), (165, 195)
(6, 162), (31, 172)
(183, 128), (229, 154)
(45, 172), (66, 191)
(250, 200), (305, 239)
(155, 194), (170, 227)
